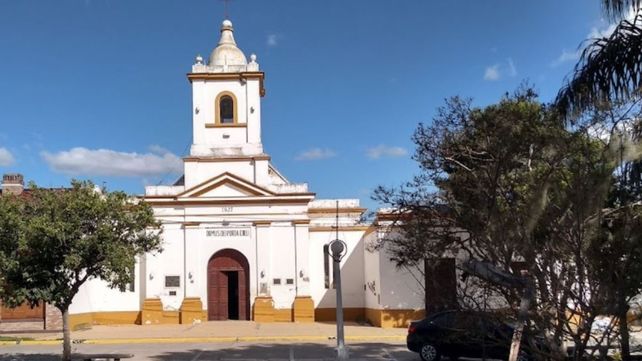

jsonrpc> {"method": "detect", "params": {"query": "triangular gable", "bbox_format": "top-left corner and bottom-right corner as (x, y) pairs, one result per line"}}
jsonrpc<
(177, 172), (275, 198)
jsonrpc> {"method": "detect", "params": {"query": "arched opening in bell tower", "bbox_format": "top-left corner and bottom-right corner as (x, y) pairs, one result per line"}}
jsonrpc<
(216, 92), (237, 124)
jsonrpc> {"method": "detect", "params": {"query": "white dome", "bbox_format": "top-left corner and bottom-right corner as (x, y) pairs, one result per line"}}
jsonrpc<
(209, 20), (247, 68)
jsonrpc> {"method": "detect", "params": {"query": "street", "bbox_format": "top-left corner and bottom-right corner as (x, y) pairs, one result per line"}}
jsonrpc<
(0, 341), (419, 361)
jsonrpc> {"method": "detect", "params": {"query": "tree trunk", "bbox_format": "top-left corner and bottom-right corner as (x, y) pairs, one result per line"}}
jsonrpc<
(61, 307), (71, 361)
(619, 305), (631, 361)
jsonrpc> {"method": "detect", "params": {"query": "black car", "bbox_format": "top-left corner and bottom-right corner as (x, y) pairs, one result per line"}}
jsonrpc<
(407, 310), (540, 361)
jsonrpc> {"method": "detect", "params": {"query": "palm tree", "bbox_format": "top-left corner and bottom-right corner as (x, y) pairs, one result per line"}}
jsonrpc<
(557, 4), (642, 361)
(556, 1), (642, 118)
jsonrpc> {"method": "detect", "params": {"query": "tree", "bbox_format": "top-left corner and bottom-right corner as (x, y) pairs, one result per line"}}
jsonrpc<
(0, 195), (23, 300)
(0, 180), (162, 361)
(375, 88), (642, 360)
(556, 1), (642, 118)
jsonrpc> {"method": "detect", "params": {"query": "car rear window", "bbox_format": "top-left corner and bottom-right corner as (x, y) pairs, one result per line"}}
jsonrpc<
(430, 312), (455, 327)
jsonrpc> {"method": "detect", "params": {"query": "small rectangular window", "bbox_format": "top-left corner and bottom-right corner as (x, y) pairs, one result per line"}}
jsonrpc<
(169, 290), (177, 296)
(273, 278), (281, 285)
(165, 276), (180, 288)
(286, 278), (294, 285)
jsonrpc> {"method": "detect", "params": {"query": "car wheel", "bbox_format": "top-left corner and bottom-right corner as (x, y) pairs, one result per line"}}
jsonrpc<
(419, 343), (441, 361)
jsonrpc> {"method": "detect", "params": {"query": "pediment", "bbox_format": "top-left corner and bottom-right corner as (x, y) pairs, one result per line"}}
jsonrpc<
(177, 172), (275, 198)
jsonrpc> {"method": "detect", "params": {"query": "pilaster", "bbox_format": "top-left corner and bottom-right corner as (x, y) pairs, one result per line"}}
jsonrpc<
(253, 296), (275, 322)
(293, 220), (311, 296)
(141, 298), (163, 325)
(292, 296), (314, 323)
(254, 221), (271, 296)
(179, 297), (204, 324)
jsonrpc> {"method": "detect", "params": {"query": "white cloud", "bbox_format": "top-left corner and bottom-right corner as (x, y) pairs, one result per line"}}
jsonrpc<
(0, 147), (15, 166)
(484, 64), (500, 81)
(590, 9), (636, 39)
(553, 10), (637, 66)
(551, 49), (581, 67)
(366, 145), (407, 159)
(266, 34), (278, 47)
(295, 148), (336, 161)
(507, 58), (517, 77)
(589, 23), (619, 39)
(483, 58), (518, 81)
(41, 146), (182, 177)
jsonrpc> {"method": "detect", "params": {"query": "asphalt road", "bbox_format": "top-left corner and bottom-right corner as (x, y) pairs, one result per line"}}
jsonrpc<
(0, 341), (419, 361)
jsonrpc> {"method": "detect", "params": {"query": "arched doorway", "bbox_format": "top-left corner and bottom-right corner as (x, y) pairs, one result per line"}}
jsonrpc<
(207, 249), (250, 320)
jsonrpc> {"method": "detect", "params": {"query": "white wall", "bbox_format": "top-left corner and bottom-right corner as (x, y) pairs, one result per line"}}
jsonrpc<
(268, 223), (298, 309)
(376, 229), (425, 310)
(190, 78), (262, 155)
(363, 230), (381, 310)
(69, 260), (142, 314)
(144, 224), (185, 310)
(308, 229), (366, 309)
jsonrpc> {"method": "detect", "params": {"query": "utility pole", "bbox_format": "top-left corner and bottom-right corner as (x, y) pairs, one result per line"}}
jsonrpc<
(461, 259), (534, 361)
(328, 200), (349, 360)
(329, 239), (348, 360)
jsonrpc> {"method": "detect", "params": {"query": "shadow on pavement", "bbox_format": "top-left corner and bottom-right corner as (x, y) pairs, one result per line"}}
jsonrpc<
(1, 342), (417, 361)
(148, 342), (410, 360)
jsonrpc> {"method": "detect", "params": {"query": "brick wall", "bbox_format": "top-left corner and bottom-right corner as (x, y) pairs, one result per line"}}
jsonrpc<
(0, 320), (44, 332)
(45, 304), (62, 330)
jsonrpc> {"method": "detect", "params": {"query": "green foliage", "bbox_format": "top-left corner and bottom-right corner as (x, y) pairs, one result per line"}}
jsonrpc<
(602, 0), (642, 20)
(0, 180), (162, 311)
(557, 13), (642, 119)
(0, 195), (25, 304)
(375, 87), (642, 360)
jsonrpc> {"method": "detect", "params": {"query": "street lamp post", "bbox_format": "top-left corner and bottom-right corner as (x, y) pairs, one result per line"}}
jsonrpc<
(328, 239), (348, 360)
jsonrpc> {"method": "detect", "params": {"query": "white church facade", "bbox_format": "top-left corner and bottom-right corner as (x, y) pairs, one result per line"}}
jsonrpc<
(0, 20), (449, 331)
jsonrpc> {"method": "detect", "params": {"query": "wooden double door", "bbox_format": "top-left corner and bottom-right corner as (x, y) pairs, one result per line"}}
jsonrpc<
(207, 249), (250, 321)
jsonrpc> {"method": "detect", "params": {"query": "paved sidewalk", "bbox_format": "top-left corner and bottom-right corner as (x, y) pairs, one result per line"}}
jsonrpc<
(0, 321), (407, 345)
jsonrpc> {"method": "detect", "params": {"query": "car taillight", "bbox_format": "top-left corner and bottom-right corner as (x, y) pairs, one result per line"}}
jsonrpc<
(408, 325), (417, 334)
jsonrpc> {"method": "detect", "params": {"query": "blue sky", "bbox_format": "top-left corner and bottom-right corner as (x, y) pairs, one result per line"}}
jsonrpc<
(0, 0), (614, 210)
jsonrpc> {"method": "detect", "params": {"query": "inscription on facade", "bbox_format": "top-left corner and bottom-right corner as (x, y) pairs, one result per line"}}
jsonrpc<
(205, 227), (251, 240)
(206, 229), (250, 237)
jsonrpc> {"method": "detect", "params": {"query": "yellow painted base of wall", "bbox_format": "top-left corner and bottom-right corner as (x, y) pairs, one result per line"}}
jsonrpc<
(365, 308), (425, 328)
(292, 296), (314, 323)
(69, 312), (94, 331)
(161, 310), (180, 324)
(179, 297), (204, 324)
(274, 308), (292, 322)
(365, 308), (382, 327)
(252, 297), (274, 322)
(314, 308), (366, 323)
(67, 299), (425, 329)
(68, 311), (141, 331)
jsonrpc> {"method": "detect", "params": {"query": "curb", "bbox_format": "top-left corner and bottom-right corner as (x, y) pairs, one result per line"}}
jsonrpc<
(0, 335), (405, 346)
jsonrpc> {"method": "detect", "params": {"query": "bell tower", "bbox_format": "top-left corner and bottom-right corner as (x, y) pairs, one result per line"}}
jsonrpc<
(188, 19), (265, 158)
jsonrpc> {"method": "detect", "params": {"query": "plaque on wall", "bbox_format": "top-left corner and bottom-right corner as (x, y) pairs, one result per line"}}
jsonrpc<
(204, 227), (251, 241)
(165, 275), (180, 288)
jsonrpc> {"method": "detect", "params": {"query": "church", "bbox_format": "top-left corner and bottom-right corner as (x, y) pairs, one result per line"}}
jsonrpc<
(0, 19), (441, 331)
